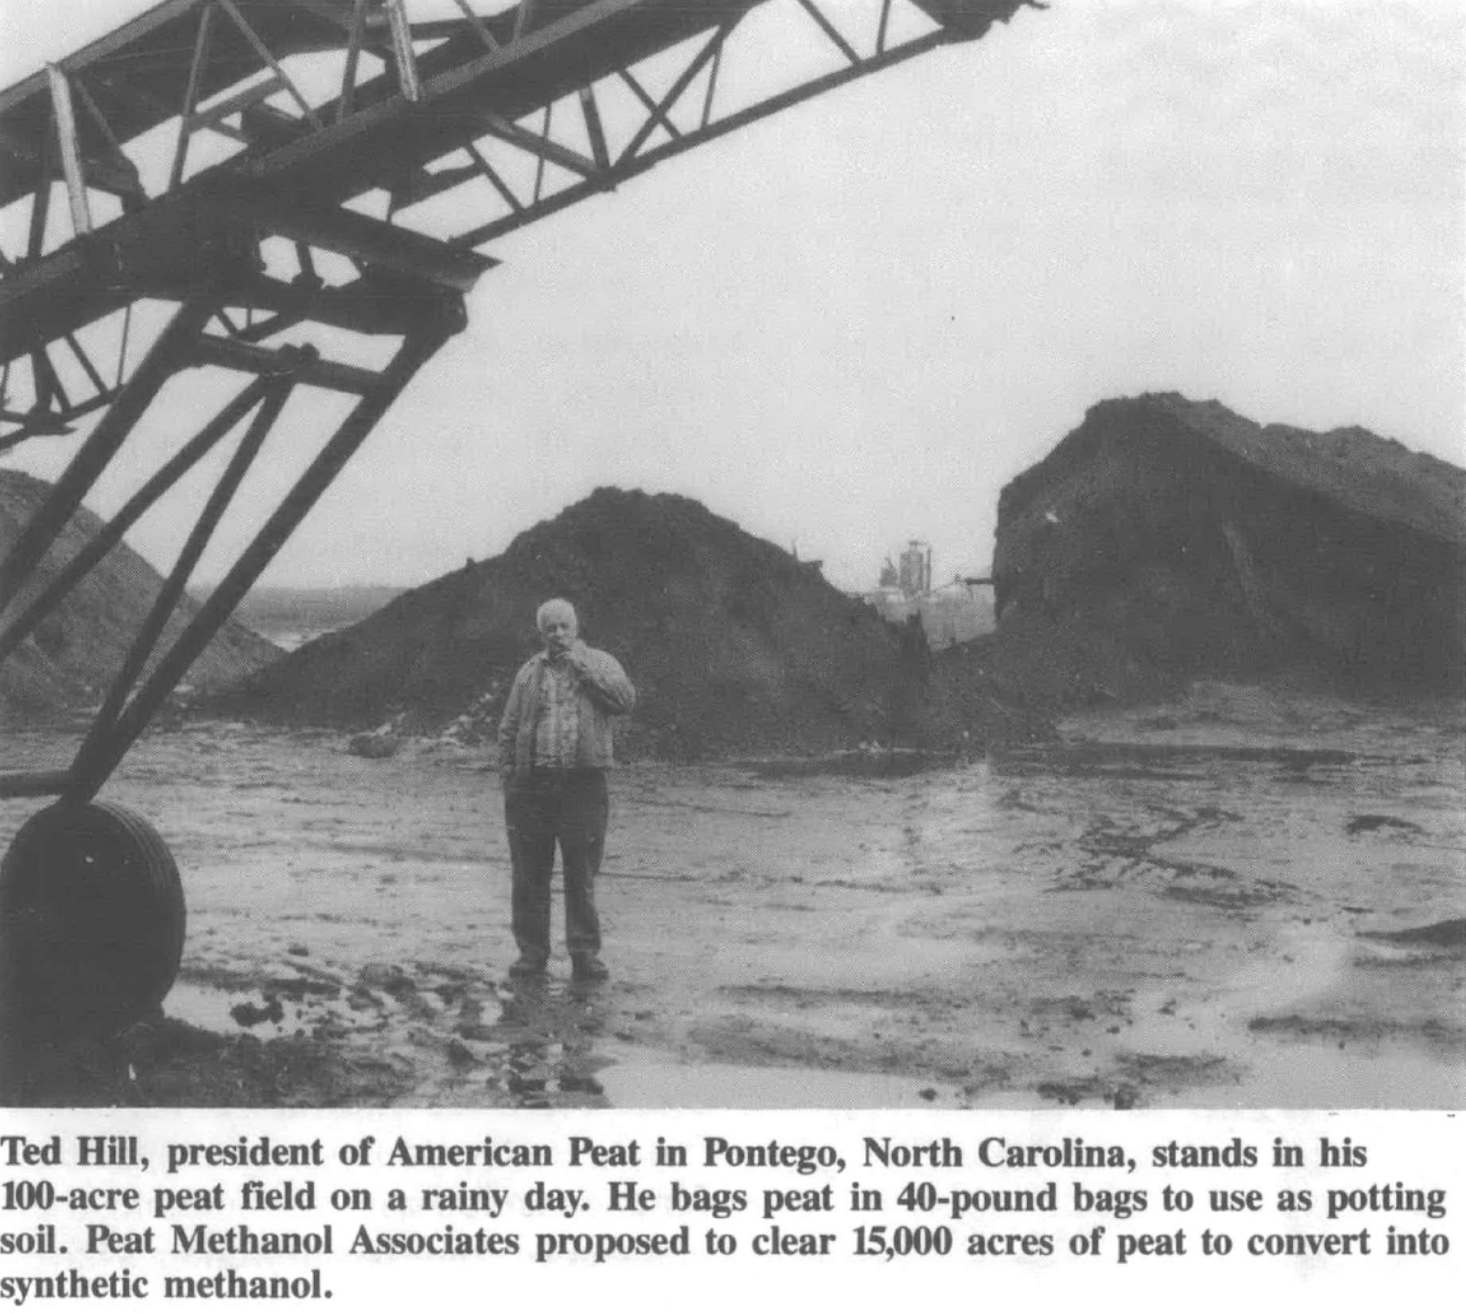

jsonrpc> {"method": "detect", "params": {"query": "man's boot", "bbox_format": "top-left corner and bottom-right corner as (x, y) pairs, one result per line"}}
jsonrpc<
(571, 954), (609, 982)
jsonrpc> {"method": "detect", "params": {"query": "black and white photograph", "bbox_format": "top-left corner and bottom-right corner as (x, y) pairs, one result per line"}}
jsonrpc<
(0, 0), (1461, 1126)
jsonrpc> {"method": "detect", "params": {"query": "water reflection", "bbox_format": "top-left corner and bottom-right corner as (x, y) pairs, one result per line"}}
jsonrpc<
(494, 975), (610, 1108)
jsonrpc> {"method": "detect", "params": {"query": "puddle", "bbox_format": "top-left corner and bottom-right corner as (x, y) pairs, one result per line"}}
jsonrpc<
(1224, 1038), (1465, 1109)
(165, 978), (375, 1044)
(598, 1056), (962, 1108)
(167, 981), (293, 1040)
(1119, 921), (1465, 1108)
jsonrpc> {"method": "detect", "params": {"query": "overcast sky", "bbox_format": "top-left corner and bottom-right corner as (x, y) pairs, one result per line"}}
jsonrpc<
(1, 0), (1462, 592)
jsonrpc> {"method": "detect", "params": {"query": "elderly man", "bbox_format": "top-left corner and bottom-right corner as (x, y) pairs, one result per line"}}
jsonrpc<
(497, 599), (635, 982)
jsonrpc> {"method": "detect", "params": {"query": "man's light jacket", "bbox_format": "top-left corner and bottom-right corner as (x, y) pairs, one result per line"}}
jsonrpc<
(497, 641), (636, 772)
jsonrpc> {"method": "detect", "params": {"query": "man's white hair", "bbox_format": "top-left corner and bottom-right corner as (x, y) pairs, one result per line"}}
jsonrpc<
(536, 598), (577, 630)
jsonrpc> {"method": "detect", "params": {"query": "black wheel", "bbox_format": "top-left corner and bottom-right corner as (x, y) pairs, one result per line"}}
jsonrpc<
(0, 800), (185, 1041)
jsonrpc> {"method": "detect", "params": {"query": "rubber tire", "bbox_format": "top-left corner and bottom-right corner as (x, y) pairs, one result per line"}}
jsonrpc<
(0, 800), (185, 1041)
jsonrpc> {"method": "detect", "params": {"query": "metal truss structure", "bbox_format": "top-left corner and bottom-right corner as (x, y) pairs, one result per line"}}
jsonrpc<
(0, 0), (1041, 1039)
(0, 0), (1042, 803)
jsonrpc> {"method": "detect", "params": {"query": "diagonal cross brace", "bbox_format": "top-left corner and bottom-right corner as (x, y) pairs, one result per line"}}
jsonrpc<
(0, 377), (273, 668)
(0, 295), (215, 619)
(617, 19), (739, 167)
(476, 111), (599, 179)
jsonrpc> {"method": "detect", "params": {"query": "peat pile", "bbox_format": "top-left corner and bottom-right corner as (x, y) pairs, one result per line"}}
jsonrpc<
(219, 488), (1044, 757)
(0, 470), (280, 719)
(984, 394), (1466, 703)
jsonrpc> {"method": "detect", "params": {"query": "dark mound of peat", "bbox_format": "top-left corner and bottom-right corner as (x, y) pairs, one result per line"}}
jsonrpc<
(981, 394), (1465, 705)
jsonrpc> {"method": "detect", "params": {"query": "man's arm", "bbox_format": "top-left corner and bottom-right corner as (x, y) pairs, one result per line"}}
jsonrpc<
(497, 663), (532, 777)
(569, 645), (635, 715)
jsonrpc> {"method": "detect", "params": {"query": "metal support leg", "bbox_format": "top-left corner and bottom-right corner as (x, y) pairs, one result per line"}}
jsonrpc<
(73, 377), (296, 782)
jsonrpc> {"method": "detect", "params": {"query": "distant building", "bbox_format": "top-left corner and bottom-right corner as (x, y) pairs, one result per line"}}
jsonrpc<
(898, 540), (932, 597)
(857, 544), (995, 649)
(917, 576), (995, 648)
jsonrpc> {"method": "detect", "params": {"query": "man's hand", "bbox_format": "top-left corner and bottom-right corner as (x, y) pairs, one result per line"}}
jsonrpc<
(540, 612), (577, 656)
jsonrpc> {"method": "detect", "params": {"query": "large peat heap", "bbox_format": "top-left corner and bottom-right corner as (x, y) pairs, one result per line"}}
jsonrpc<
(0, 470), (281, 717)
(990, 395), (1465, 699)
(223, 488), (935, 757)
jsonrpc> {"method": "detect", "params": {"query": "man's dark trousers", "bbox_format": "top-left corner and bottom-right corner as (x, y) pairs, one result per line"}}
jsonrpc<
(504, 767), (607, 965)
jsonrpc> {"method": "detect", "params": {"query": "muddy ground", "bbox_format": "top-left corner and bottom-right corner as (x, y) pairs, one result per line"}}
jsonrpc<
(2, 681), (1462, 1109)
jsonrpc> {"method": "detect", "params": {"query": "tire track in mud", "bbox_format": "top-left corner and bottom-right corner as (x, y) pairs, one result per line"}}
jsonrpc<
(1041, 799), (1299, 910)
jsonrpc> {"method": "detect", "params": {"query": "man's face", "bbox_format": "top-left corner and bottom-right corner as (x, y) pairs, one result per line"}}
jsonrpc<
(539, 608), (577, 655)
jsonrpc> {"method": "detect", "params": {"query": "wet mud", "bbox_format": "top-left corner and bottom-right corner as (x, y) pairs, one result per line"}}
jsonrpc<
(1, 682), (1461, 1108)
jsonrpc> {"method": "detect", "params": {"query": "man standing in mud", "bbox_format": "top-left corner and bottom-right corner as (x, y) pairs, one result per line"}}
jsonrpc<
(497, 599), (635, 982)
